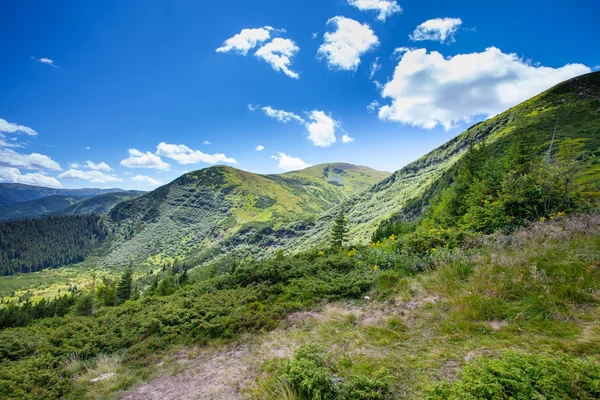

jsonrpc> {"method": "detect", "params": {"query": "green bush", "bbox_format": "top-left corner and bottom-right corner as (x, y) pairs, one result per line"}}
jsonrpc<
(283, 345), (336, 400)
(426, 351), (600, 399)
(337, 369), (391, 400)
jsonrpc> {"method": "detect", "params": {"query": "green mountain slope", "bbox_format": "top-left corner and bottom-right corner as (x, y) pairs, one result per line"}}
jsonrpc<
(0, 183), (123, 207)
(287, 71), (600, 251)
(102, 163), (389, 266)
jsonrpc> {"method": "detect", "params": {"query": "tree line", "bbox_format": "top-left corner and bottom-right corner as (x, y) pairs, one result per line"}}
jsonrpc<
(0, 215), (108, 275)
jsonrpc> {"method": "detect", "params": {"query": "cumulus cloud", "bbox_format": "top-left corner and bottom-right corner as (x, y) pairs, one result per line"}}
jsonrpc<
(216, 27), (274, 55)
(131, 174), (161, 186)
(32, 57), (59, 68)
(156, 142), (238, 165)
(85, 161), (111, 171)
(348, 0), (402, 21)
(255, 38), (300, 79)
(318, 17), (379, 71)
(409, 18), (463, 43)
(0, 166), (62, 188)
(378, 47), (591, 130)
(252, 106), (339, 147)
(203, 140), (211, 145)
(0, 148), (61, 171)
(120, 149), (170, 170)
(271, 152), (310, 171)
(59, 169), (123, 183)
(255, 145), (265, 151)
(0, 118), (37, 136)
(367, 100), (380, 113)
(342, 134), (355, 143)
(306, 111), (337, 147)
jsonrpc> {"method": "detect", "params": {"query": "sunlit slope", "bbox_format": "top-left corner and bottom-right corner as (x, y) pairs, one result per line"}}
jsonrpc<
(288, 71), (600, 250)
(102, 163), (389, 266)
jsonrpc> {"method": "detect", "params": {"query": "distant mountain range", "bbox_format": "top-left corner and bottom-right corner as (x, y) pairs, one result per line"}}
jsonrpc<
(0, 191), (145, 221)
(0, 184), (126, 207)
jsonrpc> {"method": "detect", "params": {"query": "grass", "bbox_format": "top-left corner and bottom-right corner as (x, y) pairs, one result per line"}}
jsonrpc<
(246, 214), (600, 398)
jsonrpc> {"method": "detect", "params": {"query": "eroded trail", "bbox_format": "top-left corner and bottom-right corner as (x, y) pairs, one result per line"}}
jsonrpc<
(118, 345), (252, 400)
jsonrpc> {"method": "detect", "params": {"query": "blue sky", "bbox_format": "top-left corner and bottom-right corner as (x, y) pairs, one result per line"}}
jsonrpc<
(1, 0), (598, 189)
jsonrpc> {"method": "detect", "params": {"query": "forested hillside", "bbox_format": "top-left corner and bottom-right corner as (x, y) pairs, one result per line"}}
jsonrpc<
(101, 163), (389, 267)
(0, 215), (108, 275)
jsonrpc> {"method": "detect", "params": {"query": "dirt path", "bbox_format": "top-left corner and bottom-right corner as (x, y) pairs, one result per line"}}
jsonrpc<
(118, 344), (251, 400)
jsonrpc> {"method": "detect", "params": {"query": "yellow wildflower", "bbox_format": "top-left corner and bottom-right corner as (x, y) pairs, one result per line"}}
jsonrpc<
(318, 251), (325, 256)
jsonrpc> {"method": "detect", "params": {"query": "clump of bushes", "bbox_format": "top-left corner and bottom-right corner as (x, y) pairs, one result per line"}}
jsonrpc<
(261, 345), (392, 400)
(426, 351), (600, 399)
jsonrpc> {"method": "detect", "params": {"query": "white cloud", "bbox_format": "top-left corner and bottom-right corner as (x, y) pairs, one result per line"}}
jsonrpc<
(253, 106), (338, 147)
(155, 142), (238, 165)
(312, 32), (318, 39)
(369, 57), (381, 79)
(348, 0), (402, 21)
(203, 140), (211, 145)
(341, 134), (355, 143)
(0, 118), (37, 136)
(271, 152), (310, 171)
(255, 145), (265, 151)
(247, 104), (258, 111)
(255, 38), (300, 79)
(216, 27), (274, 55)
(0, 148), (61, 171)
(131, 174), (161, 186)
(409, 18), (463, 43)
(59, 169), (122, 183)
(0, 166), (62, 188)
(367, 100), (380, 113)
(379, 47), (591, 130)
(318, 17), (379, 71)
(85, 161), (111, 171)
(306, 111), (337, 147)
(261, 106), (305, 123)
(32, 57), (59, 68)
(85, 146), (91, 150)
(120, 148), (170, 170)
(0, 134), (22, 148)
(69, 162), (81, 169)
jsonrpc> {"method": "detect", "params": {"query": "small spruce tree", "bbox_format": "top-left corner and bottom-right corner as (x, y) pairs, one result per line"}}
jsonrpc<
(330, 207), (349, 250)
(115, 267), (133, 305)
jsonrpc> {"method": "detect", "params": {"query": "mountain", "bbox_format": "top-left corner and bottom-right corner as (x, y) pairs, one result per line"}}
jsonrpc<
(0, 183), (123, 207)
(287, 71), (600, 251)
(0, 191), (144, 221)
(101, 163), (390, 266)
(56, 191), (145, 216)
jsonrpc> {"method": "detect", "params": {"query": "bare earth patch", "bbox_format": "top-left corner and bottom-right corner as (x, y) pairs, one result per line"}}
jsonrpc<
(118, 344), (251, 400)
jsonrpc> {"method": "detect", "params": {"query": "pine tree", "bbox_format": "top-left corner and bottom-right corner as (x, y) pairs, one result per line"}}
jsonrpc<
(330, 207), (349, 250)
(115, 267), (133, 305)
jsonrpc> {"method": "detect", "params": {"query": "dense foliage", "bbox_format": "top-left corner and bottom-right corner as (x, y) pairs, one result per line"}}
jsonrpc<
(427, 351), (600, 399)
(375, 135), (593, 253)
(0, 251), (376, 399)
(0, 215), (107, 275)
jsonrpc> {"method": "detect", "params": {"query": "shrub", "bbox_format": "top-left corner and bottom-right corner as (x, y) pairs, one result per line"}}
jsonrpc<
(283, 345), (336, 400)
(337, 369), (392, 400)
(426, 351), (600, 399)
